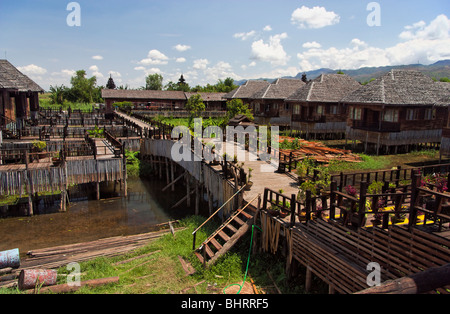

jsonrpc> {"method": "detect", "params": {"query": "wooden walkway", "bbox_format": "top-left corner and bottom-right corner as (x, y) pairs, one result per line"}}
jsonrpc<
(116, 111), (299, 204)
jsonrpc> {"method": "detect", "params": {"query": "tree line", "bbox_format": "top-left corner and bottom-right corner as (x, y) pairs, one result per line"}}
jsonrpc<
(49, 71), (239, 105)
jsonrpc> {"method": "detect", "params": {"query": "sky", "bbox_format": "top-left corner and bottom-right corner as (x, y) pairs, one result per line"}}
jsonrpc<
(0, 0), (449, 90)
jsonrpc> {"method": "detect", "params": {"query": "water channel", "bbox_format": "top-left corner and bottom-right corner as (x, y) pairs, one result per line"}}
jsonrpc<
(0, 177), (206, 255)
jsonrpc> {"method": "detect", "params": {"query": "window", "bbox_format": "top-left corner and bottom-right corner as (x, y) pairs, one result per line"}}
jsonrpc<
(406, 108), (418, 121)
(424, 108), (436, 120)
(254, 103), (260, 112)
(383, 109), (399, 123)
(330, 105), (338, 114)
(350, 107), (362, 120)
(317, 105), (324, 115)
(293, 104), (300, 115)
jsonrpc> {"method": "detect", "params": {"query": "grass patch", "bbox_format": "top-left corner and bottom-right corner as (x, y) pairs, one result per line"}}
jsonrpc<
(0, 216), (320, 294)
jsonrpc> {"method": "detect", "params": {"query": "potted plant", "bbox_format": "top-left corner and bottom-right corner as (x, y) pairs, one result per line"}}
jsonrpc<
(32, 140), (47, 160)
(268, 205), (280, 217)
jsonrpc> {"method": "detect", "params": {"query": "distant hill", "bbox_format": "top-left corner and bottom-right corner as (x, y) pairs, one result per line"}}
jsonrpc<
(235, 60), (450, 85)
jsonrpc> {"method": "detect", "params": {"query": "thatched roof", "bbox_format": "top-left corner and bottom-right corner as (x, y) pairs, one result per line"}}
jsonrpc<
(0, 60), (44, 92)
(252, 78), (305, 100)
(342, 70), (449, 106)
(286, 74), (361, 103)
(102, 89), (187, 100)
(223, 80), (270, 100)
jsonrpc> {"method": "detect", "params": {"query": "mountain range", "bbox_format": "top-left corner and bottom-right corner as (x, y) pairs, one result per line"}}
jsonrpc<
(235, 60), (450, 85)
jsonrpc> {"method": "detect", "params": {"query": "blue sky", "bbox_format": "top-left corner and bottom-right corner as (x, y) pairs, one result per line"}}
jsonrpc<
(1, 0), (449, 90)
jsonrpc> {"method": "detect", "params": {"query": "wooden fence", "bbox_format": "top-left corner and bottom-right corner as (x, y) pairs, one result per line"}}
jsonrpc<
(290, 219), (450, 294)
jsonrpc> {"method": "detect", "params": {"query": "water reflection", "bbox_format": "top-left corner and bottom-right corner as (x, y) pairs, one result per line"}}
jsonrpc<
(0, 177), (201, 254)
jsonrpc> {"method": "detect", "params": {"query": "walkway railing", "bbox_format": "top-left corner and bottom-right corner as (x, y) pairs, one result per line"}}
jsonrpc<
(192, 185), (246, 250)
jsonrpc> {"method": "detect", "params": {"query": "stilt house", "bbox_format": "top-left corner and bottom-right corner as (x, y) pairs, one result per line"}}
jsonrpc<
(0, 60), (44, 140)
(285, 73), (361, 139)
(342, 70), (449, 155)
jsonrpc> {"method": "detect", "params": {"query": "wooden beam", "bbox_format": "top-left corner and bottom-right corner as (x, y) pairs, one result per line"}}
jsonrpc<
(355, 263), (450, 294)
(171, 189), (196, 209)
(162, 171), (185, 192)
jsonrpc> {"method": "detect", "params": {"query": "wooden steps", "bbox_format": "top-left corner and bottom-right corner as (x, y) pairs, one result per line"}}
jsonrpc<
(194, 204), (258, 266)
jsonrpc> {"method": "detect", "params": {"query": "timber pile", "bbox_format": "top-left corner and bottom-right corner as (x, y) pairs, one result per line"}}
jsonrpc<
(279, 136), (361, 164)
(23, 228), (178, 270)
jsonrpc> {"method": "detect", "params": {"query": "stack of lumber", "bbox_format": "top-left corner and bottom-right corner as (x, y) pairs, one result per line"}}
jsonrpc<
(0, 227), (180, 289)
(279, 137), (361, 164)
(23, 229), (175, 270)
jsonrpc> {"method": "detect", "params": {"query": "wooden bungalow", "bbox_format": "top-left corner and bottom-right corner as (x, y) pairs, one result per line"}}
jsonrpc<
(438, 82), (450, 159)
(250, 78), (305, 127)
(343, 70), (449, 155)
(102, 89), (187, 112)
(223, 80), (270, 108)
(184, 92), (227, 111)
(285, 74), (361, 139)
(0, 60), (44, 139)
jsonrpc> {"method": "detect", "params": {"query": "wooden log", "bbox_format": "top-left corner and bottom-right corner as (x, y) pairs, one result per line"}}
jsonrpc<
(30, 276), (120, 294)
(355, 263), (450, 294)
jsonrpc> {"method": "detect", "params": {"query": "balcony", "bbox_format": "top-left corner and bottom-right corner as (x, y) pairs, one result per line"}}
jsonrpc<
(292, 114), (326, 123)
(351, 120), (400, 133)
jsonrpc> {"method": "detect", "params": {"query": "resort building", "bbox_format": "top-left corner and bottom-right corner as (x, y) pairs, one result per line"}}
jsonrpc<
(102, 89), (227, 113)
(285, 74), (361, 139)
(343, 70), (449, 155)
(250, 78), (305, 127)
(0, 60), (44, 139)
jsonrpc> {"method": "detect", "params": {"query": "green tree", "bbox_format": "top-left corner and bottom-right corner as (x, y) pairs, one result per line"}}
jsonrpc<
(146, 73), (163, 90)
(49, 85), (67, 105)
(185, 94), (205, 118)
(225, 99), (253, 123)
(66, 70), (100, 103)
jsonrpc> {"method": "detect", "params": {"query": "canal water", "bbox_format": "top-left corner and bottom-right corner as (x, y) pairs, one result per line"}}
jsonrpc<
(0, 177), (205, 255)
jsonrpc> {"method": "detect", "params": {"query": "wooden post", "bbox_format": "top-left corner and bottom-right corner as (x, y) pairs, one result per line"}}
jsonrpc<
(195, 182), (200, 216)
(305, 266), (312, 293)
(290, 194), (296, 227)
(408, 170), (421, 230)
(330, 181), (337, 221)
(186, 173), (191, 207)
(25, 152), (33, 216)
(358, 181), (367, 227)
(171, 160), (175, 192)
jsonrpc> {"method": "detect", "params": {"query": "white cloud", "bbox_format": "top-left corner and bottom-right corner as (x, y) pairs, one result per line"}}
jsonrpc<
(17, 64), (47, 75)
(92, 55), (103, 60)
(193, 58), (209, 70)
(291, 6), (340, 29)
(176, 57), (187, 63)
(139, 49), (169, 65)
(399, 14), (450, 40)
(296, 15), (450, 71)
(89, 65), (104, 78)
(233, 30), (257, 41)
(302, 41), (322, 49)
(174, 44), (191, 52)
(263, 25), (272, 32)
(251, 33), (290, 66)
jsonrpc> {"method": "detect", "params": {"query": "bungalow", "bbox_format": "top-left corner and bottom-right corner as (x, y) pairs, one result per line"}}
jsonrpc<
(184, 92), (227, 111)
(223, 80), (270, 107)
(102, 89), (187, 112)
(438, 83), (450, 159)
(285, 74), (361, 139)
(0, 60), (44, 139)
(342, 70), (449, 155)
(102, 89), (227, 113)
(250, 78), (305, 127)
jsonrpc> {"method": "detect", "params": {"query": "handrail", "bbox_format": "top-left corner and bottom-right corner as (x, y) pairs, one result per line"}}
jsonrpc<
(192, 184), (246, 236)
(199, 194), (260, 249)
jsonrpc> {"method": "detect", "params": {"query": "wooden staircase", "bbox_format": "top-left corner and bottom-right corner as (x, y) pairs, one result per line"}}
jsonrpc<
(194, 197), (259, 267)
